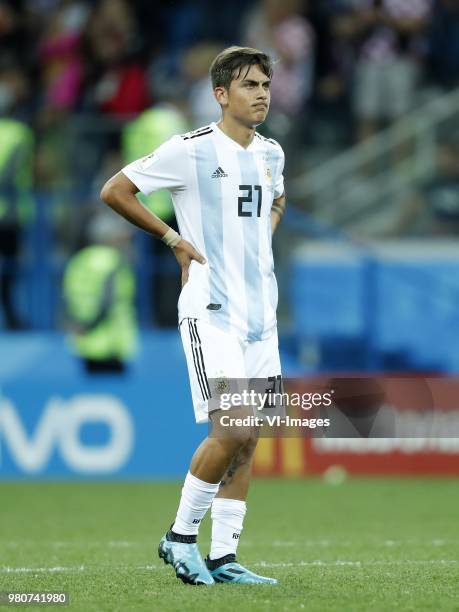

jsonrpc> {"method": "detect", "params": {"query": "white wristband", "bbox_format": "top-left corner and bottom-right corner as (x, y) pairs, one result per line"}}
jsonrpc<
(162, 227), (182, 248)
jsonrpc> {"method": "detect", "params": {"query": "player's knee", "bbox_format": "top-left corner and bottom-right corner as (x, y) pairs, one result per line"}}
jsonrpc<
(214, 426), (252, 453)
(228, 424), (259, 452)
(244, 428), (259, 453)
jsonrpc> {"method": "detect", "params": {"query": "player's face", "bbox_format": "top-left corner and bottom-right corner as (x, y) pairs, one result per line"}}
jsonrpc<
(218, 64), (271, 127)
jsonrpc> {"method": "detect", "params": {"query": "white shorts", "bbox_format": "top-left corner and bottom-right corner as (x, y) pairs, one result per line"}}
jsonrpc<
(180, 318), (282, 424)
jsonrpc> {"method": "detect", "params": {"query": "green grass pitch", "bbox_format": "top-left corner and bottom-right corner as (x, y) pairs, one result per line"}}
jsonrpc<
(1, 479), (458, 611)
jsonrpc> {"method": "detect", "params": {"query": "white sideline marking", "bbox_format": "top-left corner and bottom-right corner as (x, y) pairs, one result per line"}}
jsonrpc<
(0, 565), (158, 574)
(255, 560), (458, 568)
(272, 540), (331, 547)
(1, 566), (87, 573)
(0, 540), (143, 549)
(266, 539), (454, 548)
(1, 538), (454, 549)
(1, 560), (457, 574)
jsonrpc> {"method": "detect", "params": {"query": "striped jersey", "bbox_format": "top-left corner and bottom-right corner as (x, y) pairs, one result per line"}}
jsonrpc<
(122, 122), (285, 341)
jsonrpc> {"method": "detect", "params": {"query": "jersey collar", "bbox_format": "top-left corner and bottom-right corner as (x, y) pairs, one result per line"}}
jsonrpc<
(211, 121), (259, 151)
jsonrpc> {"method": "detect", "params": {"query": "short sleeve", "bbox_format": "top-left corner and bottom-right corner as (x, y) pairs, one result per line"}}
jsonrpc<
(274, 148), (285, 199)
(121, 135), (188, 195)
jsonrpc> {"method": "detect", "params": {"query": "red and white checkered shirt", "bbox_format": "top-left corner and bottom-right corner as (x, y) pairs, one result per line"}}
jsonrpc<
(354, 0), (432, 62)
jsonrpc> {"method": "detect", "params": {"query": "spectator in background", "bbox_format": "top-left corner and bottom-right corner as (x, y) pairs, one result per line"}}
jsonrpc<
(22, 0), (63, 21)
(0, 3), (34, 120)
(58, 0), (149, 190)
(84, 0), (149, 117)
(0, 64), (31, 121)
(63, 212), (137, 373)
(0, 112), (34, 329)
(242, 0), (315, 117)
(0, 2), (32, 65)
(37, 0), (90, 121)
(190, 0), (254, 46)
(181, 42), (221, 127)
(122, 101), (189, 326)
(0, 32), (34, 329)
(307, 1), (358, 144)
(350, 0), (432, 142)
(428, 0), (459, 89)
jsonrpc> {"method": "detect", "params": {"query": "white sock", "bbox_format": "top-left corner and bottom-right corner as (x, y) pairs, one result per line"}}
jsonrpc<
(209, 498), (247, 559)
(172, 471), (220, 536)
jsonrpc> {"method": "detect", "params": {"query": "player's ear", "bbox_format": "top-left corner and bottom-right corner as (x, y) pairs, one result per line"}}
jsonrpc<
(214, 86), (229, 108)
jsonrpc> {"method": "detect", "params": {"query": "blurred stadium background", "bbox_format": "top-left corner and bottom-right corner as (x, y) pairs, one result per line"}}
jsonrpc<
(1, 0), (459, 480)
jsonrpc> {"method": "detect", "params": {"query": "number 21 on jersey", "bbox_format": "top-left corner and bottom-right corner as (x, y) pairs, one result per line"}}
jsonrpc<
(238, 185), (262, 218)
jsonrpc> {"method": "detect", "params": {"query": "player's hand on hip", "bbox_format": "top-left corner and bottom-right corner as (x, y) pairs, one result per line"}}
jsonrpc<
(172, 239), (206, 287)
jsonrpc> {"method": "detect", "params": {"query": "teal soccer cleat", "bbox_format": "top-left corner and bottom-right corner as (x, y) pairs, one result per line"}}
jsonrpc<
(205, 554), (278, 584)
(158, 530), (214, 586)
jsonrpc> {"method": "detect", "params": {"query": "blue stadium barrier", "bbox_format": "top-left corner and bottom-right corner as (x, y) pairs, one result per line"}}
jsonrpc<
(290, 252), (365, 338)
(374, 261), (452, 369)
(0, 332), (203, 479)
(0, 331), (301, 479)
(285, 207), (459, 373)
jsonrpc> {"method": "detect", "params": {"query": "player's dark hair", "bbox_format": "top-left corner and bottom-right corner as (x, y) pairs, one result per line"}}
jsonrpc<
(210, 46), (273, 91)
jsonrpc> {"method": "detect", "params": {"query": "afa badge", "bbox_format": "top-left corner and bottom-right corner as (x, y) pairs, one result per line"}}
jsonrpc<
(214, 377), (230, 394)
(264, 164), (272, 182)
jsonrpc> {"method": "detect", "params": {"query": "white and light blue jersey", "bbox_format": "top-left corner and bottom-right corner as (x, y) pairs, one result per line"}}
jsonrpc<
(122, 122), (285, 341)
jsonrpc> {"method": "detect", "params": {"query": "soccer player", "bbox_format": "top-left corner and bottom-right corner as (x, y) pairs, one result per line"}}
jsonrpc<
(100, 46), (286, 585)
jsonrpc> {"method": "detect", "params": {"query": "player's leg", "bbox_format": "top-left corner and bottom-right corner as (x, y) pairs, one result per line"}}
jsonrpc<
(172, 319), (250, 530)
(169, 408), (256, 540)
(206, 331), (281, 584)
(159, 319), (248, 585)
(159, 429), (256, 585)
(187, 423), (254, 484)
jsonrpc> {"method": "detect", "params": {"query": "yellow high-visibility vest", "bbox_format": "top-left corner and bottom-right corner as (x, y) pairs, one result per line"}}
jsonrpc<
(63, 245), (137, 361)
(122, 105), (188, 222)
(0, 118), (34, 224)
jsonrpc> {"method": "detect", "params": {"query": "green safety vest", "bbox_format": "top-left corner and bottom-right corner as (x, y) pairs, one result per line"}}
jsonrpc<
(122, 106), (188, 221)
(63, 245), (137, 361)
(0, 118), (34, 224)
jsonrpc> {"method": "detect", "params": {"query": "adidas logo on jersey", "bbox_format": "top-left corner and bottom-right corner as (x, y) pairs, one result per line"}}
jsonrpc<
(211, 166), (228, 178)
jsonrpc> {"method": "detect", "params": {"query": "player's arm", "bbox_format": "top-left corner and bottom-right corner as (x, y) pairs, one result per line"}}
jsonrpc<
(100, 171), (170, 237)
(271, 193), (286, 234)
(100, 172), (206, 286)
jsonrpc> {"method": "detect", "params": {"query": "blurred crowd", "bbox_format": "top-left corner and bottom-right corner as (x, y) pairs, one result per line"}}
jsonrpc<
(3, 1), (459, 156)
(2, 0), (459, 333)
